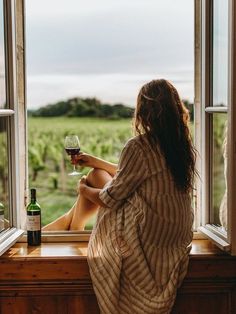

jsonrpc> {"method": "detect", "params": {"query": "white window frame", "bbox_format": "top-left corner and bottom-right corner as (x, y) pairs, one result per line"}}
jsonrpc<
(197, 0), (236, 255)
(0, 0), (25, 256)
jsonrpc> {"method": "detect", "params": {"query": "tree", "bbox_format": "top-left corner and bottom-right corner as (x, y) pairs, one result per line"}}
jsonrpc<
(30, 96), (134, 119)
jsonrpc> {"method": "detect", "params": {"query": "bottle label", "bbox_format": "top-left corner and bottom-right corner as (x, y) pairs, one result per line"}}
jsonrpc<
(27, 215), (40, 231)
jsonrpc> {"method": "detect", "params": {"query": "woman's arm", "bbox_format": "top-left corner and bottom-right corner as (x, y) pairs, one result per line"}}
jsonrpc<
(92, 157), (117, 177)
(75, 154), (117, 177)
(79, 139), (149, 210)
(79, 176), (106, 207)
(98, 140), (149, 209)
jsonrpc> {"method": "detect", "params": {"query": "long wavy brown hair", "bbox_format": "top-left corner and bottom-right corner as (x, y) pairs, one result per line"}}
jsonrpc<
(134, 79), (196, 193)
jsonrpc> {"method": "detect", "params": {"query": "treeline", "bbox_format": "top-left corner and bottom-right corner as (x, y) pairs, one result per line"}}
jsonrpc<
(28, 97), (134, 119)
(28, 96), (194, 121)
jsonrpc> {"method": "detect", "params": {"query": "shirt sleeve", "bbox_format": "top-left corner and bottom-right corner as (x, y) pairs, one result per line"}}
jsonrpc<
(99, 139), (149, 209)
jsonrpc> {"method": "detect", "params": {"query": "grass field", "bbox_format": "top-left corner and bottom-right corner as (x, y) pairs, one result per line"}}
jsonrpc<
(28, 117), (132, 228)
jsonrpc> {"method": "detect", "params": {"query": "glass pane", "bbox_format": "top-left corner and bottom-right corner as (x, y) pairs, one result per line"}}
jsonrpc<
(0, 0), (6, 109)
(213, 0), (228, 107)
(0, 117), (10, 232)
(212, 113), (227, 231)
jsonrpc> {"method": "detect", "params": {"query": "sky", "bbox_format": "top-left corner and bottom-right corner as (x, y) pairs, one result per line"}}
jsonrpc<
(25, 0), (194, 109)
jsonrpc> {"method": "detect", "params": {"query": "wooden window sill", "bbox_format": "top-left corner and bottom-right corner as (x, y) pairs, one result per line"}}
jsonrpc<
(0, 239), (230, 261)
(0, 239), (231, 259)
(0, 239), (236, 283)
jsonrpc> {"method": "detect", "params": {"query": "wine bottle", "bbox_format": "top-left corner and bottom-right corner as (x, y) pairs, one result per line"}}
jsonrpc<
(26, 188), (41, 246)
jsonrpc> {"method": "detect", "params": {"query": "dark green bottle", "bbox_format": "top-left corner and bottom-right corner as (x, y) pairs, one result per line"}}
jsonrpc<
(26, 188), (41, 246)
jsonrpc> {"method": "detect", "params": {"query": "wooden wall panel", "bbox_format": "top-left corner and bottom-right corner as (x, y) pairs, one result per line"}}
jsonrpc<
(0, 241), (236, 314)
(67, 295), (100, 314)
(172, 291), (230, 314)
(1, 296), (63, 314)
(0, 295), (100, 314)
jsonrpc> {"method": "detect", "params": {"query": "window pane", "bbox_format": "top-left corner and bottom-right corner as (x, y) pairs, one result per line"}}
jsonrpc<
(213, 0), (228, 107)
(0, 117), (10, 232)
(0, 0), (6, 109)
(212, 113), (227, 231)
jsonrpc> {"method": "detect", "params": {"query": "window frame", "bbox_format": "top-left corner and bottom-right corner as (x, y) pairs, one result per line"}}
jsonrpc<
(197, 0), (236, 254)
(227, 0), (236, 255)
(2, 0), (236, 253)
(0, 0), (25, 256)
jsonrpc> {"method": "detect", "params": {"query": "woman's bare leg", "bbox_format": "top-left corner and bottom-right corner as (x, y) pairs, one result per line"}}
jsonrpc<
(42, 205), (75, 231)
(69, 168), (112, 230)
(43, 168), (112, 231)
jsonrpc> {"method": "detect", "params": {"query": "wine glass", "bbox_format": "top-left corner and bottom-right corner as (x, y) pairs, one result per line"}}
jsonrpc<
(64, 135), (81, 176)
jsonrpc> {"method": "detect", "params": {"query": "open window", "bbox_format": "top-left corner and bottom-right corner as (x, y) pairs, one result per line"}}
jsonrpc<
(1, 0), (236, 256)
(197, 0), (236, 254)
(0, 0), (25, 255)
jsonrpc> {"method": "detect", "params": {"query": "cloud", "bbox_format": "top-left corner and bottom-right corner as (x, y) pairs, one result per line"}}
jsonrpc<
(26, 0), (193, 74)
(25, 0), (194, 107)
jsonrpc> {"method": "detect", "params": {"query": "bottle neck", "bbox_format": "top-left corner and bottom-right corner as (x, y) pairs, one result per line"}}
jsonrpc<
(30, 189), (37, 203)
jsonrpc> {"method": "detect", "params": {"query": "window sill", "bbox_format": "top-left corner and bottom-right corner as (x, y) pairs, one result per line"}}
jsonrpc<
(0, 239), (236, 284)
(1, 239), (227, 260)
(17, 230), (206, 244)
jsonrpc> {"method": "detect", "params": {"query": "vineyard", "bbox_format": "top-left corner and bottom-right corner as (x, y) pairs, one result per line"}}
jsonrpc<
(28, 117), (132, 228)
(0, 114), (226, 231)
(27, 114), (227, 229)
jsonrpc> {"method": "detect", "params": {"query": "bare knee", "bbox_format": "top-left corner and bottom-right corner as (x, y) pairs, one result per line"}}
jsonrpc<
(86, 168), (112, 189)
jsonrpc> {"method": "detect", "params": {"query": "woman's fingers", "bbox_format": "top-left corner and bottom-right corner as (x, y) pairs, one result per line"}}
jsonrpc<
(76, 153), (86, 161)
(76, 152), (85, 159)
(72, 153), (96, 168)
(74, 153), (88, 165)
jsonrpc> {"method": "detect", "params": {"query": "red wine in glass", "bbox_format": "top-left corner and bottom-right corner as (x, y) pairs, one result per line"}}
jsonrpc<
(65, 148), (81, 156)
(64, 135), (81, 176)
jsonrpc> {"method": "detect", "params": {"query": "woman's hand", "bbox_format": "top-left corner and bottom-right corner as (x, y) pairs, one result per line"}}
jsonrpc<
(73, 153), (97, 168)
(78, 175), (106, 207)
(78, 175), (88, 195)
(72, 152), (118, 176)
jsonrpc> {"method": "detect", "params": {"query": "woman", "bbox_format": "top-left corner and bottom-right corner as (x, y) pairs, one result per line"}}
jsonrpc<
(44, 79), (196, 314)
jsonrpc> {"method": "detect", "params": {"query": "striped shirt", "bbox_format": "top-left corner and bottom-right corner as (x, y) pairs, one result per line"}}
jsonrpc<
(88, 135), (193, 314)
